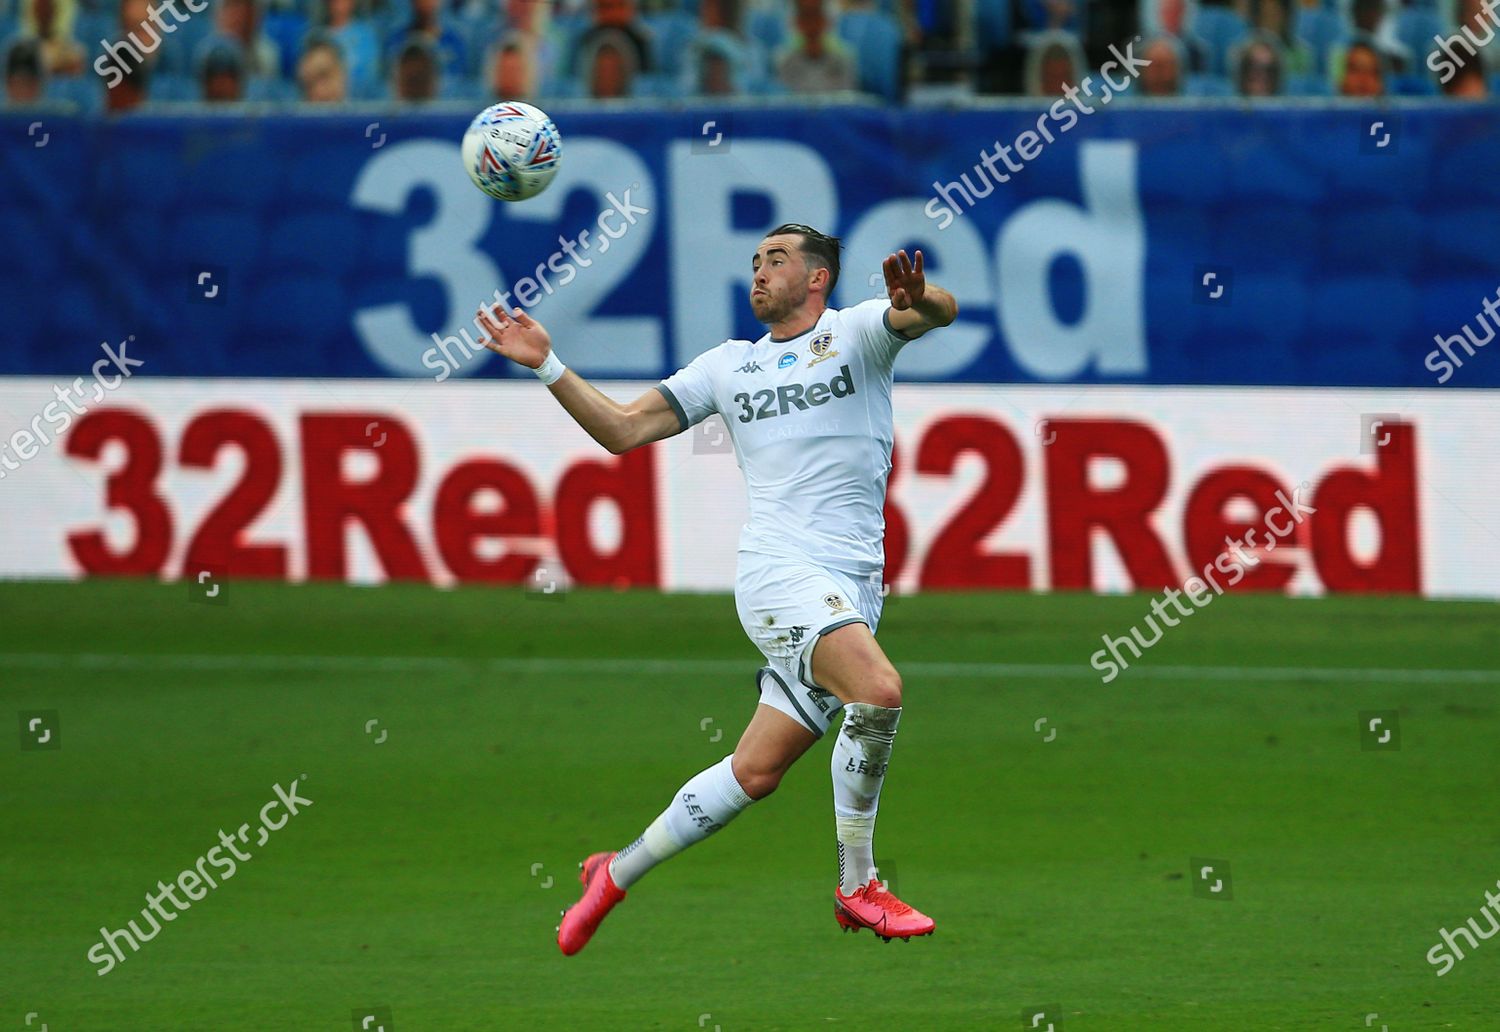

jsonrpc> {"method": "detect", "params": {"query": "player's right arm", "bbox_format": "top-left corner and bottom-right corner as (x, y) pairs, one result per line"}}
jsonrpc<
(477, 304), (681, 455)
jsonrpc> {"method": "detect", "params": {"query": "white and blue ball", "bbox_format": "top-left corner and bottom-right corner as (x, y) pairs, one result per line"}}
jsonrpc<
(461, 101), (562, 202)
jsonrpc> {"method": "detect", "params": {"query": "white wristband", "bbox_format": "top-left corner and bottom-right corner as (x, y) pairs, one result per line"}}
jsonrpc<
(534, 351), (567, 386)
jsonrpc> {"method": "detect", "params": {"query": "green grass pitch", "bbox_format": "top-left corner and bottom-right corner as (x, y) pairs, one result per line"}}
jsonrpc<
(3, 579), (1498, 1030)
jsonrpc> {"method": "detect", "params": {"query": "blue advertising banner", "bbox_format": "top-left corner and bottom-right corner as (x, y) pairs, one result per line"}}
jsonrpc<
(2, 104), (1497, 387)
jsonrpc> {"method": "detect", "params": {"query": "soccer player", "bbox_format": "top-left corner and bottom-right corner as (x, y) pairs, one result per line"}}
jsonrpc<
(476, 224), (958, 954)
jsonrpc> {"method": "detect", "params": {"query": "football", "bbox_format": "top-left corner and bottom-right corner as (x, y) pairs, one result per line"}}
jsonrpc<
(461, 101), (563, 202)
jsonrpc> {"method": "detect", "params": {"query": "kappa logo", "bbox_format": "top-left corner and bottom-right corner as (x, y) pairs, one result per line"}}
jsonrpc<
(736, 361), (764, 374)
(824, 593), (850, 613)
(778, 352), (797, 369)
(807, 331), (839, 368)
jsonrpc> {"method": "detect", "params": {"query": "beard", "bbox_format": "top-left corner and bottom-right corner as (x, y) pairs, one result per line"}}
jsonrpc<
(750, 282), (806, 325)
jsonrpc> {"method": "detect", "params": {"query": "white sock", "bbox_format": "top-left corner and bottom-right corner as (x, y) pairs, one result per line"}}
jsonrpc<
(831, 702), (901, 894)
(608, 755), (755, 890)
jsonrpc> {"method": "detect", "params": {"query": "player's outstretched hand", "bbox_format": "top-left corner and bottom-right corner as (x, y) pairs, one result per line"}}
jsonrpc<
(882, 249), (925, 311)
(477, 304), (552, 369)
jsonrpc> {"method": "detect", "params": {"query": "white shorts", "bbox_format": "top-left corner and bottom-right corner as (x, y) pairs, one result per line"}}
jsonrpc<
(734, 552), (886, 738)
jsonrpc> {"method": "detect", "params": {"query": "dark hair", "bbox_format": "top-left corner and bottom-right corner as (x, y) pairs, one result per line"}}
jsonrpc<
(767, 223), (841, 294)
(1236, 35), (1283, 95)
(1443, 50), (1486, 92)
(6, 39), (43, 78)
(399, 37), (436, 61)
(701, 0), (741, 30)
(112, 57), (152, 90)
(200, 43), (245, 80)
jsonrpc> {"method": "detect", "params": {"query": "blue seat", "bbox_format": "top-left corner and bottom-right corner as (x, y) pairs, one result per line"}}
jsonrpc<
(44, 74), (103, 113)
(263, 9), (308, 79)
(440, 74), (486, 102)
(1393, 71), (1437, 95)
(1285, 73), (1329, 96)
(651, 70), (690, 97)
(158, 13), (212, 75)
(633, 71), (671, 97)
(455, 11), (498, 77)
(644, 12), (699, 77)
(751, 73), (787, 95)
(149, 71), (196, 101)
(373, 0), (413, 43)
(1189, 6), (1248, 76)
(349, 72), (385, 101)
(972, 0), (1010, 50)
(75, 11), (116, 50)
(544, 76), (582, 100)
(1394, 6), (1445, 65)
(245, 75), (296, 102)
(1294, 5), (1347, 73)
(837, 8), (902, 100)
(1183, 72), (1232, 96)
(748, 5), (786, 55)
(551, 10), (590, 69)
(1019, 0), (1079, 32)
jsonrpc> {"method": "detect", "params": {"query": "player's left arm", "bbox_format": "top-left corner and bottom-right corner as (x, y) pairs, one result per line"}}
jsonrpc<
(882, 249), (958, 340)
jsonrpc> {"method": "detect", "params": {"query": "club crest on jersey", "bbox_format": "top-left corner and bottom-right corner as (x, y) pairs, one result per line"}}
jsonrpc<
(807, 331), (839, 368)
(824, 593), (851, 613)
(778, 352), (797, 369)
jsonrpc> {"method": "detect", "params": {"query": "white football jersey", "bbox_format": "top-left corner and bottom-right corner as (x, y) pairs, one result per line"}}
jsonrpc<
(656, 299), (909, 577)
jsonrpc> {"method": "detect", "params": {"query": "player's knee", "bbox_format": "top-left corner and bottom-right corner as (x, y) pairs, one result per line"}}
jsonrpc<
(824, 664), (902, 708)
(735, 765), (782, 800)
(861, 666), (902, 709)
(731, 755), (782, 800)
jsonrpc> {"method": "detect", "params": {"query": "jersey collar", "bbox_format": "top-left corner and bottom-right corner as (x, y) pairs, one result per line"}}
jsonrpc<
(767, 312), (827, 344)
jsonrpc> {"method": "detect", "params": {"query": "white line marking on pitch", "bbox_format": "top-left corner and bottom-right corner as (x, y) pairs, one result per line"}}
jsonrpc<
(1, 653), (1497, 683)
